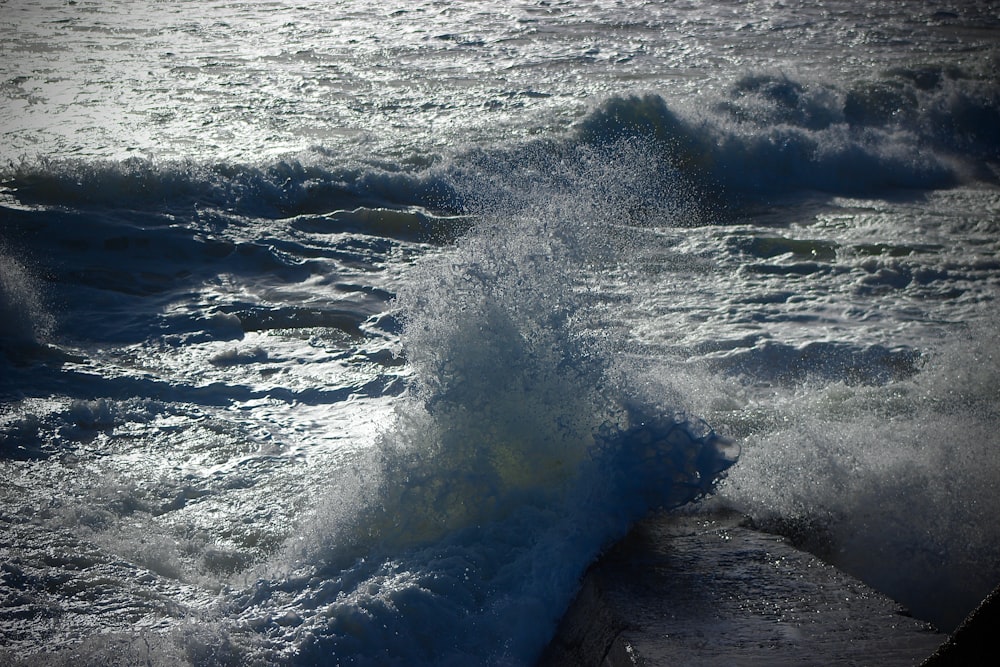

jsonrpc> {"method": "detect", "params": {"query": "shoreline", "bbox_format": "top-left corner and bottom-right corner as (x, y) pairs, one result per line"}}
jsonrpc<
(538, 506), (988, 666)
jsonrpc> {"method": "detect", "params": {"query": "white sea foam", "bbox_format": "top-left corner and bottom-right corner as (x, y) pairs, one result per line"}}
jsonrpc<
(227, 141), (736, 665)
(0, 253), (51, 346)
(720, 319), (1000, 631)
(1, 1), (998, 665)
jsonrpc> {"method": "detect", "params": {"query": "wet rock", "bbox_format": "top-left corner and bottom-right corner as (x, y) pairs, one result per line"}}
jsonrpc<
(921, 583), (999, 667)
(539, 508), (943, 666)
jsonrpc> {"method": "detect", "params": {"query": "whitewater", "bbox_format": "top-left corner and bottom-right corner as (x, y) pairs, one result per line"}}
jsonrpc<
(1, 1), (998, 665)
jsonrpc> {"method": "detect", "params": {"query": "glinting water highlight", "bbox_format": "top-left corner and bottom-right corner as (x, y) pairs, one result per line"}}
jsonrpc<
(1, 1), (998, 665)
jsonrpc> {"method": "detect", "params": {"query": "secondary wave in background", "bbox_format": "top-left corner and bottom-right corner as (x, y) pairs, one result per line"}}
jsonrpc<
(2, 62), (999, 663)
(4, 63), (998, 218)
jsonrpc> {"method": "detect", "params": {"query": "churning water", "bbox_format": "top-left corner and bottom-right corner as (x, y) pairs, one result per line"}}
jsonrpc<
(2, 1), (999, 664)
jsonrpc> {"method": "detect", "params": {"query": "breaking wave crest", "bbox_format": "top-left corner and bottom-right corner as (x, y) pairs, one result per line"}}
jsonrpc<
(0, 254), (47, 344)
(4, 65), (996, 231)
(578, 66), (999, 201)
(240, 141), (737, 666)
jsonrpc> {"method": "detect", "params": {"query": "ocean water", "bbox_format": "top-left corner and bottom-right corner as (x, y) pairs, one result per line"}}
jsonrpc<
(1, 1), (998, 664)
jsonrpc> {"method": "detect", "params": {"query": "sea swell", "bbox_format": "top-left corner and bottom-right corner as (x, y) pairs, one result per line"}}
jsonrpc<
(4, 64), (998, 224)
(1, 62), (998, 665)
(578, 67), (999, 202)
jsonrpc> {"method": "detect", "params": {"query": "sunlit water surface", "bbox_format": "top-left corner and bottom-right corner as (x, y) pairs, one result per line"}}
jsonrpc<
(1, 1), (999, 665)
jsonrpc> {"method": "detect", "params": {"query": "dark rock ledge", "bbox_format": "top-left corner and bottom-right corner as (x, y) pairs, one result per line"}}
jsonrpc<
(920, 582), (998, 667)
(538, 508), (952, 667)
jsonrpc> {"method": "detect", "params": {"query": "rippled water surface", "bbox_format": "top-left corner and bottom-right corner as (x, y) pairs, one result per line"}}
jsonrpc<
(1, 1), (999, 665)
